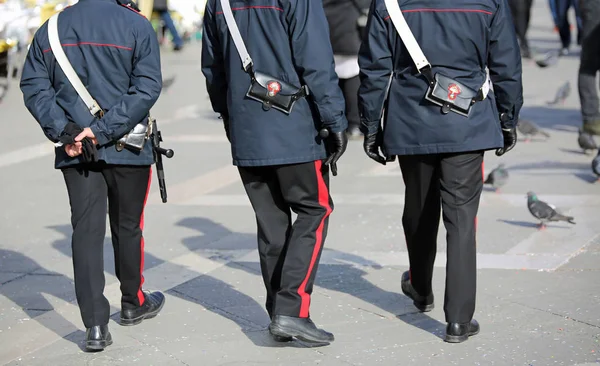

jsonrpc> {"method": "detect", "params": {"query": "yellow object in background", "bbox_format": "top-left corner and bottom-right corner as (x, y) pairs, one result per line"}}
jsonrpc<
(40, 2), (61, 25)
(0, 39), (17, 53)
(137, 0), (154, 19)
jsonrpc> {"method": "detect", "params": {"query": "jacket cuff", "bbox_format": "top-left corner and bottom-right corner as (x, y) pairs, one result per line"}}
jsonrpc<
(360, 119), (380, 136)
(322, 115), (348, 134)
(90, 123), (111, 146)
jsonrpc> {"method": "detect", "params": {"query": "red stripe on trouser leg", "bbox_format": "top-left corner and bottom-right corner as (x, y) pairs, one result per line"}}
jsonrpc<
(137, 167), (152, 306)
(297, 160), (333, 318)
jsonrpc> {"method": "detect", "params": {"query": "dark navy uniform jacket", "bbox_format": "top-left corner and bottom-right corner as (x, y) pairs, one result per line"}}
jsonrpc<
(358, 0), (523, 155)
(202, 0), (348, 167)
(20, 0), (162, 169)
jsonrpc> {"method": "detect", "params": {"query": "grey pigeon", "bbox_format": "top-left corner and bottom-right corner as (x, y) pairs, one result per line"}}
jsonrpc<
(547, 81), (570, 105)
(578, 129), (598, 154)
(527, 191), (575, 229)
(517, 119), (550, 142)
(535, 51), (559, 68)
(162, 76), (176, 91)
(484, 163), (509, 192)
(592, 151), (600, 181)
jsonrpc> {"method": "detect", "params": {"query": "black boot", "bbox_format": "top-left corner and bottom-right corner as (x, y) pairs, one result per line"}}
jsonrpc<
(120, 291), (165, 326)
(445, 319), (480, 343)
(269, 315), (334, 344)
(85, 325), (112, 351)
(401, 271), (434, 312)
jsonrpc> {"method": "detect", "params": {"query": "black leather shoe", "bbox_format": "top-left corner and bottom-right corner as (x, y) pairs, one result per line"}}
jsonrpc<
(120, 291), (165, 326)
(445, 319), (480, 343)
(401, 271), (434, 312)
(266, 308), (293, 342)
(269, 315), (334, 344)
(85, 325), (112, 351)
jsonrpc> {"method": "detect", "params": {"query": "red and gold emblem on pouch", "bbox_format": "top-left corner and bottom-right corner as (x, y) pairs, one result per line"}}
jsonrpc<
(267, 81), (281, 97)
(447, 83), (462, 101)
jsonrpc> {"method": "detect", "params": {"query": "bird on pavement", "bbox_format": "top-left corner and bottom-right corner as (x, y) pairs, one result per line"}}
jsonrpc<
(547, 81), (571, 105)
(592, 151), (600, 181)
(527, 192), (576, 230)
(578, 129), (598, 154)
(535, 51), (559, 68)
(162, 76), (176, 92)
(517, 119), (550, 142)
(484, 163), (509, 192)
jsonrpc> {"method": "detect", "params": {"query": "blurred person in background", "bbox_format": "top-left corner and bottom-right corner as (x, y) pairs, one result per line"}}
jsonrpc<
(153, 0), (183, 51)
(323, 0), (371, 139)
(578, 0), (600, 137)
(549, 0), (582, 55)
(508, 0), (534, 58)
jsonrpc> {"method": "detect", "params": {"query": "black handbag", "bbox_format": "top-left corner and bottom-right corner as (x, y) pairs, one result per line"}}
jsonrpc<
(424, 73), (482, 117)
(246, 71), (309, 114)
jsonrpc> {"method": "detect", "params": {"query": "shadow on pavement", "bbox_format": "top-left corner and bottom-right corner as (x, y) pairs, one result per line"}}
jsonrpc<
(0, 249), (80, 348)
(177, 216), (447, 341)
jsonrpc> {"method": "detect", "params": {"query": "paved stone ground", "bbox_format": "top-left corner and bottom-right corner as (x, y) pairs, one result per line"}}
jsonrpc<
(1, 2), (599, 366)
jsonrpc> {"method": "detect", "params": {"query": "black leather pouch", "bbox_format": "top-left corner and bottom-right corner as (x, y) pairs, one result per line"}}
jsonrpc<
(246, 71), (309, 114)
(425, 73), (478, 117)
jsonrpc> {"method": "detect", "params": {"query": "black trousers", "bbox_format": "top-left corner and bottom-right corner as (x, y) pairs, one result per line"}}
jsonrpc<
(238, 161), (332, 318)
(339, 75), (361, 131)
(62, 164), (151, 328)
(578, 0), (600, 124)
(508, 0), (533, 50)
(398, 152), (484, 324)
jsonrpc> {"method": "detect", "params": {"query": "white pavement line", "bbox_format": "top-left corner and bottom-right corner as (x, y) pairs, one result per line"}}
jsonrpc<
(0, 248), (250, 365)
(148, 165), (240, 205)
(167, 134), (228, 142)
(0, 142), (54, 169)
(172, 193), (600, 207)
(0, 104), (198, 170)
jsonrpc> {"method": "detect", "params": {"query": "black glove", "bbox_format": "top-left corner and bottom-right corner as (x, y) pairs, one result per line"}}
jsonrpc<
(496, 128), (517, 156)
(80, 137), (99, 163)
(323, 130), (348, 176)
(58, 122), (84, 145)
(363, 129), (394, 165)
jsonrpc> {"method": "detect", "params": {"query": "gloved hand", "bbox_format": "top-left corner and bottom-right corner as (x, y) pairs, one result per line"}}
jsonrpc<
(59, 122), (98, 163)
(363, 129), (394, 165)
(496, 128), (517, 156)
(80, 137), (99, 163)
(323, 130), (348, 176)
(58, 122), (84, 145)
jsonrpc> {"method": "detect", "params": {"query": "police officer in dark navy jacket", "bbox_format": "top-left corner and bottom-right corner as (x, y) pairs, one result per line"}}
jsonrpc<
(20, 0), (165, 351)
(358, 0), (523, 343)
(202, 0), (348, 345)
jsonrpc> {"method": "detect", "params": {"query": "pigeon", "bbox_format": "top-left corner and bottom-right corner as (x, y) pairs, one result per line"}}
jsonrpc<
(592, 151), (600, 181)
(517, 119), (550, 142)
(527, 191), (575, 229)
(162, 76), (176, 91)
(547, 81), (571, 105)
(578, 129), (598, 154)
(535, 51), (559, 68)
(484, 163), (509, 192)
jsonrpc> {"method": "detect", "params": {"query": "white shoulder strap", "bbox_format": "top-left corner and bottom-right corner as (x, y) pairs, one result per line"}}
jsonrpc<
(48, 13), (102, 116)
(219, 0), (253, 71)
(383, 0), (430, 72)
